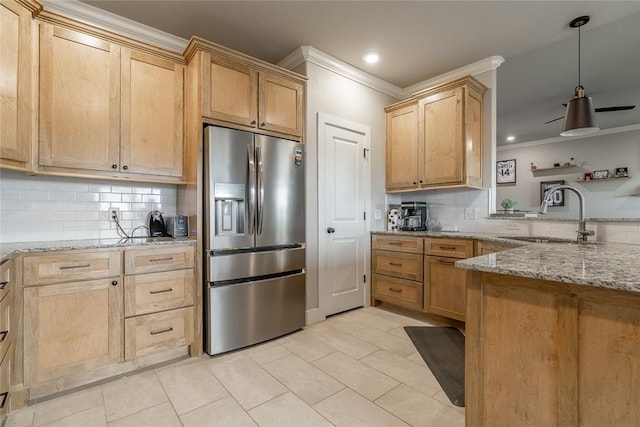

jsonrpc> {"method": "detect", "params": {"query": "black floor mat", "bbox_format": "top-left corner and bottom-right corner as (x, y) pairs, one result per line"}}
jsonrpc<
(404, 326), (465, 407)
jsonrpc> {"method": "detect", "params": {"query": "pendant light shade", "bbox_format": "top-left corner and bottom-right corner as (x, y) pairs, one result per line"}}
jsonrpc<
(561, 86), (599, 136)
(561, 16), (600, 137)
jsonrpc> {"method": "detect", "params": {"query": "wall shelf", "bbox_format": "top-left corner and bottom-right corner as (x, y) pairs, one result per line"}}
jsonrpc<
(530, 165), (580, 177)
(577, 176), (631, 183)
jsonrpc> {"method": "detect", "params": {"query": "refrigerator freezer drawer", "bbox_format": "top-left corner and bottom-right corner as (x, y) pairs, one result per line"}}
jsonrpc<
(208, 246), (305, 282)
(205, 271), (305, 355)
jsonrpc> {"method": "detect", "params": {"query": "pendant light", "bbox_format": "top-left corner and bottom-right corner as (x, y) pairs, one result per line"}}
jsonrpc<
(561, 15), (599, 137)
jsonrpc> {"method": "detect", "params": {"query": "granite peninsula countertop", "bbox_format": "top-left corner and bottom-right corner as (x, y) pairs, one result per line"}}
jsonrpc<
(372, 230), (640, 294)
(0, 237), (196, 261)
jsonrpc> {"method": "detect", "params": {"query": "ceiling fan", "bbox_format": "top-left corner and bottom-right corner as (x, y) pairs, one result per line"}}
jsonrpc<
(544, 16), (636, 133)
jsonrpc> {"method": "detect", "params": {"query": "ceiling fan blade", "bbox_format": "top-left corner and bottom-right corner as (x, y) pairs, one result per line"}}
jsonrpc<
(544, 116), (564, 124)
(594, 105), (635, 112)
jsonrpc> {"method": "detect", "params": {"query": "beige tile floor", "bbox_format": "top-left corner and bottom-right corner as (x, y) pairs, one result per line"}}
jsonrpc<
(6, 307), (465, 427)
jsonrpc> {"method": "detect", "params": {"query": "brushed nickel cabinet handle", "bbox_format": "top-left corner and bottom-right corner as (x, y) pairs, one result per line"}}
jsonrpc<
(437, 259), (456, 265)
(60, 264), (90, 270)
(438, 246), (457, 251)
(0, 391), (8, 409)
(388, 288), (402, 293)
(150, 288), (173, 295)
(387, 242), (402, 246)
(150, 327), (174, 336)
(0, 282), (7, 289)
(389, 262), (403, 267)
(149, 257), (173, 262)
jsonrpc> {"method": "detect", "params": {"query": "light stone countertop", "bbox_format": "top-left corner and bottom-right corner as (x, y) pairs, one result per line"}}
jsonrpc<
(372, 230), (640, 294)
(0, 237), (196, 261)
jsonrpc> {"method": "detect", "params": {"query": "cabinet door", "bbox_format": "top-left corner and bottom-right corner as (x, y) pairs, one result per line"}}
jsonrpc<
(0, 0), (31, 168)
(121, 49), (184, 177)
(203, 54), (257, 127)
(385, 103), (419, 191)
(24, 278), (123, 384)
(258, 72), (303, 137)
(424, 256), (467, 321)
(39, 24), (120, 172)
(419, 86), (464, 186)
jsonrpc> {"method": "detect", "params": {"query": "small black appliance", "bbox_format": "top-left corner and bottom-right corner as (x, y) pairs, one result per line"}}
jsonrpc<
(399, 201), (428, 231)
(148, 210), (166, 237)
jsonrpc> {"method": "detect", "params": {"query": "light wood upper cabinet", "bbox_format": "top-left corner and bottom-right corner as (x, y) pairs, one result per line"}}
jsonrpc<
(0, 0), (36, 170)
(384, 76), (486, 192)
(38, 21), (185, 180)
(39, 24), (121, 173)
(198, 47), (304, 138)
(385, 101), (419, 191)
(121, 49), (184, 177)
(24, 277), (123, 385)
(259, 72), (303, 137)
(203, 54), (258, 127)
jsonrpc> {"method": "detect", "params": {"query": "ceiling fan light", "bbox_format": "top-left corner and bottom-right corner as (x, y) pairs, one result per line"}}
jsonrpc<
(560, 96), (599, 136)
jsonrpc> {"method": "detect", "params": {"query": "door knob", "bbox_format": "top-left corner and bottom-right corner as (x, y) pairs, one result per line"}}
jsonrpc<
(326, 227), (335, 234)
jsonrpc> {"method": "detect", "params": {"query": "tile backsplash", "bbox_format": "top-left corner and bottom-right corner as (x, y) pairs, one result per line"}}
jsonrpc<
(0, 169), (177, 243)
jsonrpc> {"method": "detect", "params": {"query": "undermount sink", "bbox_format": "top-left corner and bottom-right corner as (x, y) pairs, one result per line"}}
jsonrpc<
(499, 236), (579, 244)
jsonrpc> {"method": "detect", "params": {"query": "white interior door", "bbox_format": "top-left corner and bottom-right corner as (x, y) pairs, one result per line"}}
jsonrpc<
(318, 113), (369, 317)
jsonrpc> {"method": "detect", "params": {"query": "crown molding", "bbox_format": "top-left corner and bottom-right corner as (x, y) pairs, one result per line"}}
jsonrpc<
(404, 56), (505, 96)
(40, 0), (188, 53)
(496, 123), (640, 151)
(280, 47), (504, 99)
(280, 46), (405, 98)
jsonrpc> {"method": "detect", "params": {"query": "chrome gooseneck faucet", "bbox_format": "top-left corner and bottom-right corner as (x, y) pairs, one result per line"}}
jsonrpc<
(538, 184), (595, 243)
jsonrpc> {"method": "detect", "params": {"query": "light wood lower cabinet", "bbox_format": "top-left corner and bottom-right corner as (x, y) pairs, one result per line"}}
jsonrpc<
(424, 256), (468, 321)
(0, 259), (12, 422)
(467, 272), (640, 426)
(23, 278), (123, 385)
(125, 307), (193, 360)
(0, 343), (12, 421)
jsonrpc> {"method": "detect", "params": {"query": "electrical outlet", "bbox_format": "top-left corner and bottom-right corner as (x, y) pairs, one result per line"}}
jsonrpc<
(464, 208), (477, 220)
(374, 209), (382, 220)
(108, 208), (120, 222)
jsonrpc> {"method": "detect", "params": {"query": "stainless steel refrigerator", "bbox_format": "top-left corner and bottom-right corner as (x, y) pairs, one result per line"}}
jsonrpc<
(204, 126), (305, 355)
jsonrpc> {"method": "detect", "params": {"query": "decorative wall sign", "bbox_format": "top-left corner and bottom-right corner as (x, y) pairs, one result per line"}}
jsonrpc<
(496, 159), (516, 184)
(540, 180), (565, 207)
(615, 167), (629, 177)
(593, 170), (609, 179)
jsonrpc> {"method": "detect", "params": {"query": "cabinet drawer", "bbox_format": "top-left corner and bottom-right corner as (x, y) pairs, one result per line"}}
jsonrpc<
(125, 245), (194, 275)
(372, 250), (423, 281)
(424, 238), (474, 258)
(124, 269), (194, 317)
(475, 241), (512, 256)
(0, 293), (10, 365)
(23, 251), (121, 285)
(372, 235), (423, 254)
(372, 274), (422, 310)
(0, 344), (11, 418)
(0, 260), (9, 303)
(125, 306), (193, 360)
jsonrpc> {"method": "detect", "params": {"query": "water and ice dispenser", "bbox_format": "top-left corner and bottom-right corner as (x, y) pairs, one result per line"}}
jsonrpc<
(214, 183), (245, 236)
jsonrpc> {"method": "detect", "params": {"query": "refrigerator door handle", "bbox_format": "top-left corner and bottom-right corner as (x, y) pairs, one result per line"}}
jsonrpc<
(256, 145), (265, 235)
(247, 145), (256, 236)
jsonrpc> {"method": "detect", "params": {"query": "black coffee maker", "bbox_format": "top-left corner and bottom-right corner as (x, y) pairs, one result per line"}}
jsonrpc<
(148, 210), (166, 237)
(399, 202), (428, 231)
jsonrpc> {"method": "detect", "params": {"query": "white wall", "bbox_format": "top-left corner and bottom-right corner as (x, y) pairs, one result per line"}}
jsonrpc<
(0, 169), (177, 243)
(496, 129), (640, 218)
(302, 61), (398, 318)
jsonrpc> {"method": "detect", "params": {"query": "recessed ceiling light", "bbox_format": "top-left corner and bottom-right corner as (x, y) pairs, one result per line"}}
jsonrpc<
(363, 52), (379, 64)
(506, 136), (515, 142)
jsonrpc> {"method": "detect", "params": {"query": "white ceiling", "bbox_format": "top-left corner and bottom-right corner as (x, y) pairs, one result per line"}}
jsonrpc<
(79, 1), (640, 144)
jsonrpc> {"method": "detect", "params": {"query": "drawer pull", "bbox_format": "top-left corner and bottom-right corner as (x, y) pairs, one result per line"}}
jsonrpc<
(0, 331), (7, 342)
(0, 391), (7, 409)
(438, 246), (457, 251)
(0, 281), (7, 289)
(150, 288), (174, 295)
(59, 264), (90, 270)
(150, 327), (174, 336)
(149, 257), (173, 263)
(388, 288), (402, 293)
(437, 259), (456, 265)
(387, 242), (402, 246)
(389, 262), (403, 267)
